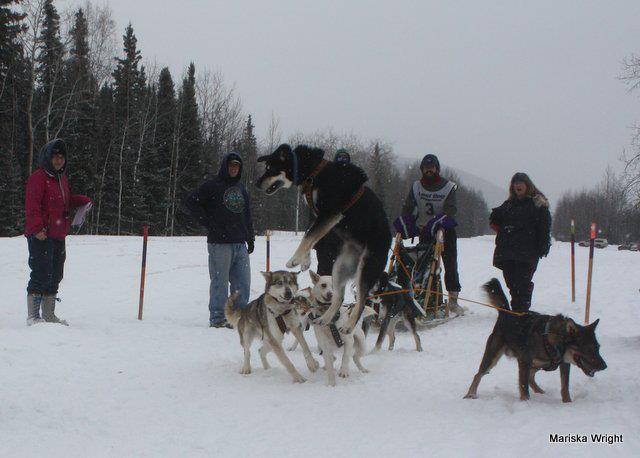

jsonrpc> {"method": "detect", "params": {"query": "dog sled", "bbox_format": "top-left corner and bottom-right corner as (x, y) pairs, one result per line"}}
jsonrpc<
(386, 231), (454, 325)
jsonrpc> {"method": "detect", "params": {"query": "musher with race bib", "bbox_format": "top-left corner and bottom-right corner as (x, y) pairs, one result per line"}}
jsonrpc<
(396, 153), (464, 316)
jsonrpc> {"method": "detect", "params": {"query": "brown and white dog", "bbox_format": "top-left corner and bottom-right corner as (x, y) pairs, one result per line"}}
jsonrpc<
(225, 271), (319, 383)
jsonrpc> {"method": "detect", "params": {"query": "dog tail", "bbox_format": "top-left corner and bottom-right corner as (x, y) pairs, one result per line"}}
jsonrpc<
(224, 291), (242, 328)
(483, 278), (510, 313)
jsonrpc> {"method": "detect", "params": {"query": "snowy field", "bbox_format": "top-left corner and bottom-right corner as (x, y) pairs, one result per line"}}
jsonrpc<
(1, 233), (639, 457)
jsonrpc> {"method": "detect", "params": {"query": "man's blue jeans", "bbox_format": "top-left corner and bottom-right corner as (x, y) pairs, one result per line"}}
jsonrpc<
(207, 243), (251, 324)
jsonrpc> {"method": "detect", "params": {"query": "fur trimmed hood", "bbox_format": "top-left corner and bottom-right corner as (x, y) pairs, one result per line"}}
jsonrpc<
(533, 194), (549, 208)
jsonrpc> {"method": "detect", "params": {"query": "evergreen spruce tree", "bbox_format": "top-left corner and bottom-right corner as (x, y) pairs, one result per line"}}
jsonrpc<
(171, 62), (202, 235)
(65, 7), (97, 224)
(148, 66), (175, 233)
(0, 0), (27, 236)
(111, 23), (145, 234)
(36, 0), (64, 143)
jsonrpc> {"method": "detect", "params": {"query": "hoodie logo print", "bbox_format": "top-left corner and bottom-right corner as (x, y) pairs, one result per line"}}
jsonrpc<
(224, 187), (245, 213)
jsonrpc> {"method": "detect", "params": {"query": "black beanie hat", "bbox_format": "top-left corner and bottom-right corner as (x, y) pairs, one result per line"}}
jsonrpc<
(420, 153), (440, 172)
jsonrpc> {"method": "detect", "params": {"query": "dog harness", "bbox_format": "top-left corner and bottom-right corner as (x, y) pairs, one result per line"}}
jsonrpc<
(300, 159), (365, 216)
(309, 308), (344, 348)
(267, 305), (293, 335)
(541, 321), (567, 371)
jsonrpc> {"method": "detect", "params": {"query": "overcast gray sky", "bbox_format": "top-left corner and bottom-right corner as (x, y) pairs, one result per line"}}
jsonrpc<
(65, 0), (640, 202)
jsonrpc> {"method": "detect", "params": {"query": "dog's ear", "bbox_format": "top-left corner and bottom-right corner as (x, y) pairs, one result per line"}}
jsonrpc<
(273, 143), (292, 161)
(587, 318), (600, 331)
(257, 155), (268, 163)
(309, 270), (320, 285)
(565, 318), (579, 336)
(261, 271), (272, 282)
(297, 287), (312, 298)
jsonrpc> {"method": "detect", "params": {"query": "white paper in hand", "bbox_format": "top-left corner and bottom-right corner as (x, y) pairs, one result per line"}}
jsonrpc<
(72, 202), (93, 228)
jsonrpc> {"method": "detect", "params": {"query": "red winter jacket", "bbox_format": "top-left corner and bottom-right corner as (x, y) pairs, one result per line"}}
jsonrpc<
(25, 168), (91, 240)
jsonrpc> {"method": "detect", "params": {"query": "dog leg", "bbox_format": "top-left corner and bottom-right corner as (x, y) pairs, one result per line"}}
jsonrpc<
(285, 315), (319, 373)
(373, 314), (391, 352)
(240, 328), (253, 375)
(287, 214), (343, 270)
(387, 317), (398, 351)
(338, 338), (354, 378)
(322, 348), (337, 387)
(560, 362), (572, 403)
(343, 248), (386, 334)
(518, 359), (531, 401)
(259, 342), (272, 370)
(405, 316), (423, 352)
(529, 369), (545, 394)
(316, 244), (359, 327)
(353, 331), (369, 373)
(265, 330), (306, 383)
(464, 332), (505, 399)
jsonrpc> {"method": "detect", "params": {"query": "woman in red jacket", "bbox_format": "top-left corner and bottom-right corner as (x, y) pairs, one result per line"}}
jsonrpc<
(25, 139), (91, 325)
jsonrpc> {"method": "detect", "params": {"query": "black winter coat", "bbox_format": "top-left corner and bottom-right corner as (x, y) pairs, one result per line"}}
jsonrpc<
(184, 152), (255, 244)
(490, 194), (551, 268)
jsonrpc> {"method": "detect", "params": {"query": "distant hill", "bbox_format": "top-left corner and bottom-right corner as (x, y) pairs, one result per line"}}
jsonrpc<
(448, 168), (506, 207)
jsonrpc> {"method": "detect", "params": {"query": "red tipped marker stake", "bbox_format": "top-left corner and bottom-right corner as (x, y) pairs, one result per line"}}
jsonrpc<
(584, 222), (596, 324)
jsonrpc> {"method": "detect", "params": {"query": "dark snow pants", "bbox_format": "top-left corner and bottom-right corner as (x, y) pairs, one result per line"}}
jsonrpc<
(27, 236), (66, 295)
(421, 227), (461, 293)
(500, 260), (538, 312)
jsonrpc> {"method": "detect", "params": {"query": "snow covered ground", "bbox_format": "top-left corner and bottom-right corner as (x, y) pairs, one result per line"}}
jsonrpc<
(1, 233), (639, 457)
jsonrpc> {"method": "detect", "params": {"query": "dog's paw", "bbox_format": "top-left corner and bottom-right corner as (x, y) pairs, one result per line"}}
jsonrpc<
(307, 357), (320, 373)
(286, 252), (311, 271)
(338, 324), (353, 335)
(463, 393), (477, 399)
(240, 366), (252, 375)
(292, 373), (307, 383)
(520, 393), (530, 401)
(359, 366), (369, 374)
(338, 368), (350, 378)
(327, 379), (336, 387)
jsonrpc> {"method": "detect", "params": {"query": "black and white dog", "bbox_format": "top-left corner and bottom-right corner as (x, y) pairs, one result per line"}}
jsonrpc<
(256, 144), (391, 333)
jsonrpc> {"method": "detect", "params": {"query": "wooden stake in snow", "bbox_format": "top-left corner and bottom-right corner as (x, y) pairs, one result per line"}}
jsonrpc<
(570, 219), (576, 303)
(266, 230), (271, 272)
(424, 229), (444, 313)
(584, 222), (596, 324)
(387, 233), (402, 274)
(138, 225), (149, 321)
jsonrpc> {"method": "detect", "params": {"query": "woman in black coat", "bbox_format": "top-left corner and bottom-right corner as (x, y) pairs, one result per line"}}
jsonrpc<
(490, 173), (551, 311)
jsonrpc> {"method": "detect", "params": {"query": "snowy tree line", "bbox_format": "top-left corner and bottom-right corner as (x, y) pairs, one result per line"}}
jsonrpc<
(0, 0), (490, 238)
(553, 169), (640, 244)
(552, 56), (640, 244)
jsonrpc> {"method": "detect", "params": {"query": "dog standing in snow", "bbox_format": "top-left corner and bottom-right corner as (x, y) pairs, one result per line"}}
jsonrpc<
(225, 271), (319, 383)
(307, 271), (370, 386)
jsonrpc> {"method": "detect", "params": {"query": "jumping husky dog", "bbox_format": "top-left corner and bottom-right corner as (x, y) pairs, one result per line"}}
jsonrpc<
(464, 278), (607, 402)
(256, 144), (391, 335)
(307, 271), (370, 386)
(225, 271), (319, 383)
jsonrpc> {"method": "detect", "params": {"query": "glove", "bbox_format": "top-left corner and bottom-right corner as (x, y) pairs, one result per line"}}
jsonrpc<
(247, 239), (255, 254)
(422, 213), (457, 239)
(393, 214), (419, 239)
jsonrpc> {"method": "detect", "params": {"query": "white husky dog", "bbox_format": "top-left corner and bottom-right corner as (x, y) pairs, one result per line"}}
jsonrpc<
(308, 271), (371, 386)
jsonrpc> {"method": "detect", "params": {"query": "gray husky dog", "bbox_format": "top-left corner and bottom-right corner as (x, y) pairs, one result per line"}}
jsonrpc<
(225, 271), (319, 383)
